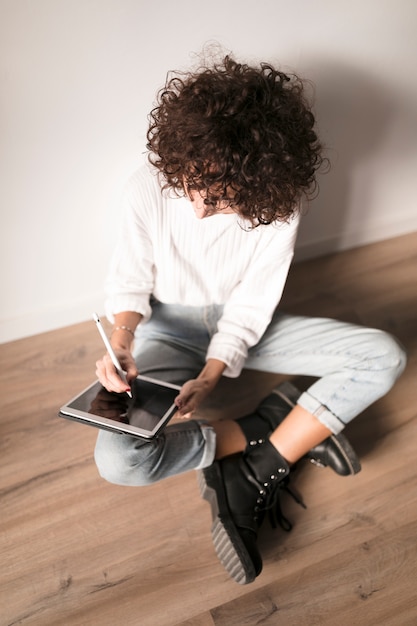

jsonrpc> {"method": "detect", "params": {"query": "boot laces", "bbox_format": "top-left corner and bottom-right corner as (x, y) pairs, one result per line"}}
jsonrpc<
(259, 474), (307, 532)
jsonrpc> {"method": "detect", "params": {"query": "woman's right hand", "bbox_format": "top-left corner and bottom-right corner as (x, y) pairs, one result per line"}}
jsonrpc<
(95, 348), (139, 394)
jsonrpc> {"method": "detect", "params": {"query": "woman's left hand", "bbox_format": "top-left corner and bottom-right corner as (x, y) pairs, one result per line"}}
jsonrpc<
(174, 358), (227, 418)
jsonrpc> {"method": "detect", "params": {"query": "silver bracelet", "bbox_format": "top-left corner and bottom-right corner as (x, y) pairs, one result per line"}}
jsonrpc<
(111, 325), (135, 337)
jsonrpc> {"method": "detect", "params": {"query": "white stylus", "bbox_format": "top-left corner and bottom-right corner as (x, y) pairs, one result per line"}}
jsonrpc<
(93, 313), (132, 398)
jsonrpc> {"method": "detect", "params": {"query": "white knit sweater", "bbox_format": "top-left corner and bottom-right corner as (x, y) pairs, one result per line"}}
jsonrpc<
(105, 164), (300, 377)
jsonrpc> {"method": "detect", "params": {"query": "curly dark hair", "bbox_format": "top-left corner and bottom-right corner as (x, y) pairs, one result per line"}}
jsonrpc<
(147, 55), (326, 225)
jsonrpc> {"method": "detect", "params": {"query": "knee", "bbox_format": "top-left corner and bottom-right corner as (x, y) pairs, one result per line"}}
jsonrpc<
(94, 432), (157, 487)
(94, 447), (137, 486)
(367, 329), (406, 387)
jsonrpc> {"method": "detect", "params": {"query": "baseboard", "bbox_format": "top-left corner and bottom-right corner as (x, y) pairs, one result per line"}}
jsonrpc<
(294, 218), (417, 261)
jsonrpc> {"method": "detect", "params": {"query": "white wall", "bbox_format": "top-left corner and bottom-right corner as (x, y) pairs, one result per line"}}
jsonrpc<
(1, 0), (416, 343)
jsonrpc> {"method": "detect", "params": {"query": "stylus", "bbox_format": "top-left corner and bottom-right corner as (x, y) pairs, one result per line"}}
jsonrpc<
(93, 313), (133, 398)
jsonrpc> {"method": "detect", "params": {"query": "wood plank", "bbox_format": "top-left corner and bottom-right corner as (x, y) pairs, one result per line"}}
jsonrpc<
(211, 522), (417, 626)
(0, 231), (416, 626)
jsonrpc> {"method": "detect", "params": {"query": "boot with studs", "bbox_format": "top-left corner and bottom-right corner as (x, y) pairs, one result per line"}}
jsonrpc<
(243, 382), (361, 476)
(198, 437), (292, 585)
(198, 382), (361, 584)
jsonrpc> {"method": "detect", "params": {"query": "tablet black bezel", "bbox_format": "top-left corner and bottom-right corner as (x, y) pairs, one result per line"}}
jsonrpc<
(59, 375), (181, 439)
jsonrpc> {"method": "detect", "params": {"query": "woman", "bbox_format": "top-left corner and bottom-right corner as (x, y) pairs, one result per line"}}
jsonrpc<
(95, 56), (406, 583)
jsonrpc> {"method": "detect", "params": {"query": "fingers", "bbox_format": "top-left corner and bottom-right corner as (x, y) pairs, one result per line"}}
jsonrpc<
(125, 361), (139, 384)
(95, 354), (124, 392)
(174, 378), (213, 418)
(175, 398), (194, 419)
(95, 353), (136, 394)
(174, 382), (195, 417)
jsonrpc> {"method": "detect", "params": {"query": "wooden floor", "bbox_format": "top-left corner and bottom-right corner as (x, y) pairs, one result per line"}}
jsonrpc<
(1, 231), (417, 626)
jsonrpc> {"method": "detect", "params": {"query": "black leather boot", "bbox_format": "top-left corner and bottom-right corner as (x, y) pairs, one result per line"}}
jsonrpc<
(237, 382), (361, 476)
(198, 438), (291, 584)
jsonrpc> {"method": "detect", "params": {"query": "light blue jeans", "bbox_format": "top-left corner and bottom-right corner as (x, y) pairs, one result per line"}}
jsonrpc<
(94, 302), (406, 486)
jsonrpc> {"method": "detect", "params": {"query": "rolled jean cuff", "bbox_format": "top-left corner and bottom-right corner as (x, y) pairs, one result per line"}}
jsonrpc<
(297, 391), (346, 435)
(194, 421), (217, 469)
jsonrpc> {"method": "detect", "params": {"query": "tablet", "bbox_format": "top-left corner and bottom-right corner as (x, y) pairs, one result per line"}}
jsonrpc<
(59, 375), (181, 439)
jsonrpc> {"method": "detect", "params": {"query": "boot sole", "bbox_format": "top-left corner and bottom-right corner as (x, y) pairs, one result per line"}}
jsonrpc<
(324, 432), (361, 475)
(197, 465), (258, 584)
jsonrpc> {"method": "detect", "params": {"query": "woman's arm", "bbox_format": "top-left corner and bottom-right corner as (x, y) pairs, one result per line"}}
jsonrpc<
(95, 311), (142, 394)
(207, 216), (299, 378)
(176, 216), (300, 415)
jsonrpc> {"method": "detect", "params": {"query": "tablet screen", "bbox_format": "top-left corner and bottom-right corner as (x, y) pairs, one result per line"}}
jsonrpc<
(60, 376), (180, 439)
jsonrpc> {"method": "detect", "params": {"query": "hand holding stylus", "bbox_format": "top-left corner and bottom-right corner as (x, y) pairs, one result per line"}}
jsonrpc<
(93, 313), (134, 398)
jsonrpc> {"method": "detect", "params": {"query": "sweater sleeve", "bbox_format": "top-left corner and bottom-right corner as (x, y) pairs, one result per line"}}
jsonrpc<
(206, 214), (299, 377)
(104, 171), (156, 323)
